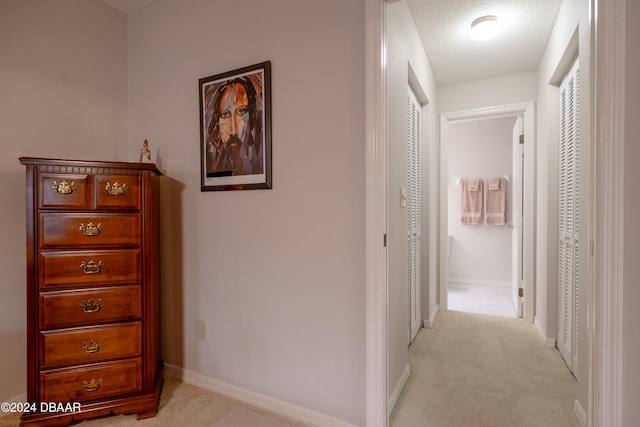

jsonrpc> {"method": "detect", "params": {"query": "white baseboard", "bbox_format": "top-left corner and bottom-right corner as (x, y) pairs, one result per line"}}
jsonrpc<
(423, 304), (440, 329)
(388, 363), (410, 414)
(534, 317), (556, 348)
(448, 277), (511, 287)
(573, 398), (587, 427)
(164, 364), (357, 427)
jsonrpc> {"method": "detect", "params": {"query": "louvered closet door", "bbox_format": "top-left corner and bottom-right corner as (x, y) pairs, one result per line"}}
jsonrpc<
(558, 58), (579, 373)
(408, 87), (422, 344)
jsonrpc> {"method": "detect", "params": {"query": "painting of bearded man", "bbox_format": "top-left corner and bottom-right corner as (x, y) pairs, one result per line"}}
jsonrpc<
(200, 61), (272, 191)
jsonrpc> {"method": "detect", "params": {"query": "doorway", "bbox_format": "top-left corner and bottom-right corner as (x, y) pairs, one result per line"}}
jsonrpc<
(446, 115), (522, 318)
(366, 0), (607, 425)
(439, 103), (535, 323)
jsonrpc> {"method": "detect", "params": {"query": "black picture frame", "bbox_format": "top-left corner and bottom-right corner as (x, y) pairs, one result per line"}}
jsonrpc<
(199, 61), (272, 191)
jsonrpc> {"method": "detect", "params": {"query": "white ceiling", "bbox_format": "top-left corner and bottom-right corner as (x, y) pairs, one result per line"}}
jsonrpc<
(406, 0), (564, 85)
(100, 0), (562, 86)
(100, 0), (158, 15)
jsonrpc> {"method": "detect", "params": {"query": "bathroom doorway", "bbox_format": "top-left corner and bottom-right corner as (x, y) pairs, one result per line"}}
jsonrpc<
(439, 103), (534, 321)
(446, 115), (518, 317)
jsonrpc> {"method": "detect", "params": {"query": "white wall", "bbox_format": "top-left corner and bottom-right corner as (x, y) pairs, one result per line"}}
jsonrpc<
(623, 0), (640, 423)
(385, 0), (438, 407)
(0, 0), (128, 403)
(448, 117), (515, 284)
(437, 72), (537, 115)
(534, 0), (590, 412)
(126, 0), (366, 424)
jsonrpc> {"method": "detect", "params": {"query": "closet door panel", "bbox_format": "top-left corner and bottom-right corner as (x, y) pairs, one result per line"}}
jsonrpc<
(558, 58), (579, 373)
(408, 88), (422, 343)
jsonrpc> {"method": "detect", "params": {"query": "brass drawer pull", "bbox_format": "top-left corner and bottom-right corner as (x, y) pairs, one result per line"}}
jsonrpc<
(82, 378), (103, 392)
(79, 222), (102, 236)
(105, 182), (128, 196)
(52, 180), (76, 194)
(81, 339), (102, 353)
(80, 298), (102, 313)
(80, 260), (103, 274)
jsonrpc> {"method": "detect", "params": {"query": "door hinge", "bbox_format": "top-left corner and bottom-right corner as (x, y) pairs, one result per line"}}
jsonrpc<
(383, 234), (387, 247)
(519, 134), (525, 144)
(518, 288), (524, 298)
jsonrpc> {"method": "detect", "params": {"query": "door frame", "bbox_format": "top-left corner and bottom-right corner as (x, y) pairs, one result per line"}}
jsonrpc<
(364, 0), (387, 425)
(589, 0), (625, 424)
(512, 115), (525, 318)
(439, 103), (535, 322)
(365, 0), (628, 426)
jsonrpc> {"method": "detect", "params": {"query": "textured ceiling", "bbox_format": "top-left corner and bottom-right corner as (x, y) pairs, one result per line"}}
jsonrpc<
(406, 0), (564, 85)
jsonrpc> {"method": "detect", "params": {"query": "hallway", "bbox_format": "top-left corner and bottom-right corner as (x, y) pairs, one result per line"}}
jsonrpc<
(389, 310), (579, 427)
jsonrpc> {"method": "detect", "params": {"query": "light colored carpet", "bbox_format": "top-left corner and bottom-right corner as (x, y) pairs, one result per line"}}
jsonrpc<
(390, 310), (580, 427)
(0, 376), (309, 427)
(1, 311), (580, 427)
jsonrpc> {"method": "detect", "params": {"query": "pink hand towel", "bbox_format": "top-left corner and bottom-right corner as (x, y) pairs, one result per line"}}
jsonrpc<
(461, 178), (483, 225)
(484, 177), (506, 225)
(488, 177), (500, 191)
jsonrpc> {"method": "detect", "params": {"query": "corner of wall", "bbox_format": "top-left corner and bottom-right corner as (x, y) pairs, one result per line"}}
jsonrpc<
(423, 304), (440, 329)
(534, 316), (556, 347)
(388, 363), (411, 415)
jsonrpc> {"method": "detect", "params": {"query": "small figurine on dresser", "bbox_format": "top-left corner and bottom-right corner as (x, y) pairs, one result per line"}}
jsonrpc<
(140, 139), (152, 163)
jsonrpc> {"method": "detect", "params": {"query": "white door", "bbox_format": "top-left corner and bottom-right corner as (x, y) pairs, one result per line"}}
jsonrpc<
(558, 58), (580, 373)
(408, 87), (422, 343)
(511, 116), (524, 317)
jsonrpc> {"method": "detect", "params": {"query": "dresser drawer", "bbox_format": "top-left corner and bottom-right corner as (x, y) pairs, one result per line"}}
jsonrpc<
(39, 249), (141, 289)
(39, 213), (141, 248)
(39, 285), (141, 329)
(40, 322), (141, 369)
(40, 358), (142, 403)
(39, 174), (92, 210)
(94, 174), (141, 210)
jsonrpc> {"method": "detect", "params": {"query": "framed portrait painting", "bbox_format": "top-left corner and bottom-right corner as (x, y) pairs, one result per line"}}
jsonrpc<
(199, 61), (272, 191)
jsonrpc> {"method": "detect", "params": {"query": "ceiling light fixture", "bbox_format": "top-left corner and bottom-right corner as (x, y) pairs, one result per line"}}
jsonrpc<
(470, 15), (499, 41)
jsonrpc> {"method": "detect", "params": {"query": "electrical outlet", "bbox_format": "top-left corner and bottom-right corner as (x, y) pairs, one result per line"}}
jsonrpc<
(198, 320), (207, 340)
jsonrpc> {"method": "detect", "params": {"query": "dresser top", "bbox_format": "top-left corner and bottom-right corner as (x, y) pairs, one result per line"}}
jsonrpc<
(19, 157), (162, 176)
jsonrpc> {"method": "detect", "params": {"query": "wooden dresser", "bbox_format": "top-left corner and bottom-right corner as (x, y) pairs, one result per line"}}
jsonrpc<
(19, 158), (163, 426)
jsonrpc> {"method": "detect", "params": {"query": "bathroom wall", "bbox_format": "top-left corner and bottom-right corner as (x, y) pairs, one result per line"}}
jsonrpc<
(447, 116), (516, 284)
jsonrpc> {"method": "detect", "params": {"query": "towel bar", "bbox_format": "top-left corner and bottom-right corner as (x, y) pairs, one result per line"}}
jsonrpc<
(456, 175), (510, 185)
